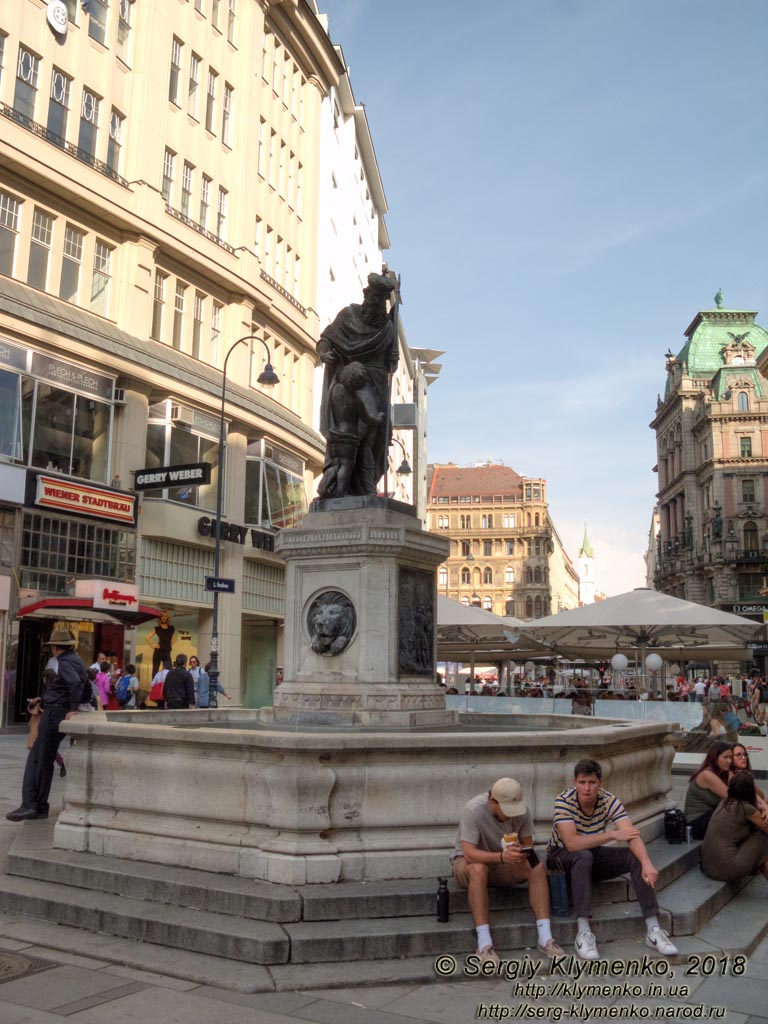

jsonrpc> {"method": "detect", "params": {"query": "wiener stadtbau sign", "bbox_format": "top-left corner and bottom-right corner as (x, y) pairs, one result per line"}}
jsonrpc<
(134, 462), (212, 490)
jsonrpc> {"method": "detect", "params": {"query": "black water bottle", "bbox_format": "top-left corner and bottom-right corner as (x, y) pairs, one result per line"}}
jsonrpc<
(436, 877), (450, 923)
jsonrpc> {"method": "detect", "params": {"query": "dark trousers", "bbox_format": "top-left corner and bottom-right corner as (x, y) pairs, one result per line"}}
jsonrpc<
(21, 705), (67, 815)
(165, 699), (190, 710)
(547, 847), (659, 920)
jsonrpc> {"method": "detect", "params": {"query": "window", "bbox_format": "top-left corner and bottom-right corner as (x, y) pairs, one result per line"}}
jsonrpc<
(199, 174), (211, 227)
(144, 402), (219, 510)
(504, 513), (515, 528)
(274, 235), (282, 284)
(78, 88), (100, 161)
(264, 226), (272, 272)
(64, 0), (78, 23)
(268, 129), (276, 187)
(195, 0), (204, 11)
(534, 538), (541, 555)
(181, 161), (194, 217)
(172, 282), (186, 350)
(505, 566), (515, 584)
(525, 597), (533, 618)
(169, 37), (183, 104)
(151, 271), (167, 340)
(254, 215), (263, 259)
(221, 83), (233, 146)
(534, 597), (542, 618)
(117, 0), (132, 62)
(535, 513), (540, 526)
(744, 521), (759, 553)
(27, 208), (53, 290)
(31, 383), (111, 482)
(88, 0), (109, 45)
(107, 109), (123, 174)
(534, 566), (542, 584)
(483, 567), (493, 585)
(47, 68), (71, 144)
(483, 596), (493, 611)
(216, 187), (227, 240)
(90, 240), (113, 316)
(257, 117), (266, 177)
(525, 567), (532, 584)
(0, 33), (6, 90)
(161, 148), (175, 201)
(0, 191), (21, 277)
(188, 54), (201, 117)
(741, 437), (753, 458)
(738, 573), (762, 601)
(205, 69), (217, 133)
(461, 541), (472, 558)
(483, 540), (492, 556)
(211, 0), (221, 29)
(438, 567), (447, 587)
(14, 46), (40, 124)
(296, 161), (303, 217)
(461, 567), (471, 584)
(192, 292), (204, 358)
(211, 301), (222, 363)
(505, 540), (514, 556)
(59, 224), (84, 302)
(460, 514), (471, 529)
(738, 391), (749, 412)
(742, 478), (755, 504)
(227, 0), (236, 44)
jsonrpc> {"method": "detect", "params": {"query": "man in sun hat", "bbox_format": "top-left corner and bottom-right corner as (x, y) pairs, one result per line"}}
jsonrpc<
(452, 778), (563, 964)
(6, 629), (87, 822)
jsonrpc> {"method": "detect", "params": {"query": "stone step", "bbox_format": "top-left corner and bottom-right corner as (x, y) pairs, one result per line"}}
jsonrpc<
(0, 875), (289, 965)
(658, 866), (749, 935)
(7, 842), (301, 923)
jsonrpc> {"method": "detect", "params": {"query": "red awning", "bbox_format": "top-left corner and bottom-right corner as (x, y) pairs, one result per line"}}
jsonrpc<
(18, 597), (164, 626)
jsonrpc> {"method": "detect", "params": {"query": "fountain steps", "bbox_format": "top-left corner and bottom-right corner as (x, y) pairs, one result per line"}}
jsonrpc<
(0, 825), (759, 989)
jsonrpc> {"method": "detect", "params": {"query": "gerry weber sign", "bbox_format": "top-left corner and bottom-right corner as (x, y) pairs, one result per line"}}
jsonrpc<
(33, 476), (137, 526)
(134, 462), (212, 490)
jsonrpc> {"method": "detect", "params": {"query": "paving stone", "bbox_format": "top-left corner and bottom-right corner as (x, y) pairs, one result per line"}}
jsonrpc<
(300, 985), (419, 1010)
(193, 987), (322, 1013)
(0, 1004), (69, 1024)
(71, 986), (322, 1024)
(0, 964), (147, 1011)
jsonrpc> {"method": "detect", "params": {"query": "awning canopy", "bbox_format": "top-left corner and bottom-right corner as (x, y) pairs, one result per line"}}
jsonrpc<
(18, 597), (163, 626)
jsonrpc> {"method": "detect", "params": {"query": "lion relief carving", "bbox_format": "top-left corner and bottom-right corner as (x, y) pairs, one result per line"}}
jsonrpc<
(306, 591), (356, 656)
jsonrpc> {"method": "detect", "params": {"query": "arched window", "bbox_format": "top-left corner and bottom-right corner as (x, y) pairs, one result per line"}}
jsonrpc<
(460, 596), (469, 606)
(483, 596), (492, 611)
(744, 520), (759, 552)
(738, 392), (749, 412)
(534, 597), (542, 617)
(505, 597), (515, 616)
(487, 513), (493, 528)
(525, 567), (533, 584)
(534, 566), (542, 584)
(525, 596), (533, 618)
(483, 567), (493, 585)
(505, 566), (515, 584)
(535, 513), (540, 526)
(461, 567), (471, 584)
(527, 513), (532, 526)
(534, 539), (541, 555)
(438, 567), (448, 586)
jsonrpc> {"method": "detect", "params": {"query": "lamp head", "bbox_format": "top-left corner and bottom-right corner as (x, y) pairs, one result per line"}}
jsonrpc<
(396, 458), (411, 476)
(257, 363), (280, 387)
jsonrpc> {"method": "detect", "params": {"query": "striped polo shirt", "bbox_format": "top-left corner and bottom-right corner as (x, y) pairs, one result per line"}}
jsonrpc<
(548, 787), (628, 851)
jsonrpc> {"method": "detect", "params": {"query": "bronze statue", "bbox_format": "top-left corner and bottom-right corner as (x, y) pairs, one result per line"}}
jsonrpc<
(317, 273), (399, 498)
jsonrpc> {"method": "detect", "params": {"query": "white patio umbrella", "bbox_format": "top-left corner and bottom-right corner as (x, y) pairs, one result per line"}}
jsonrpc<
(520, 588), (762, 690)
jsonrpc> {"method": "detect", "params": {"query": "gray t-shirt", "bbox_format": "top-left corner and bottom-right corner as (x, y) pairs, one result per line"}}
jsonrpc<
(452, 791), (533, 861)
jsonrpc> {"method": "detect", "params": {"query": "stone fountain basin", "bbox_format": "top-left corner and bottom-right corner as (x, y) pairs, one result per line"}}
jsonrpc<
(56, 709), (676, 885)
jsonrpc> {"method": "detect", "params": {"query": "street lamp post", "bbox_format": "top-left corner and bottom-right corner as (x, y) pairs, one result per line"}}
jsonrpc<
(208, 336), (278, 709)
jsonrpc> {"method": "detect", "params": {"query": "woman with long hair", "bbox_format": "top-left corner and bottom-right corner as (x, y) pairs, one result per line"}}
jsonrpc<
(684, 741), (733, 840)
(702, 771), (768, 883)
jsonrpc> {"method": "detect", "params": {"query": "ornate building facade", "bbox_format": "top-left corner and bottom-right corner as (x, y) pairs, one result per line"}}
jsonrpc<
(650, 298), (768, 647)
(427, 463), (578, 619)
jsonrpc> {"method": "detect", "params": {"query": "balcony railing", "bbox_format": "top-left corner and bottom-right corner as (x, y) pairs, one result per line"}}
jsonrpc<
(260, 269), (307, 315)
(165, 204), (236, 256)
(0, 103), (129, 188)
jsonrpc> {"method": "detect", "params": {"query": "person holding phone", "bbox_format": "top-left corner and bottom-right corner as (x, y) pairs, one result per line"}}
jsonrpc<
(547, 758), (677, 961)
(452, 777), (563, 965)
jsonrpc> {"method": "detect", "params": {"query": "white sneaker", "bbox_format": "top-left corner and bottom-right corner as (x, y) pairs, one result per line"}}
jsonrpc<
(575, 930), (599, 960)
(646, 926), (678, 956)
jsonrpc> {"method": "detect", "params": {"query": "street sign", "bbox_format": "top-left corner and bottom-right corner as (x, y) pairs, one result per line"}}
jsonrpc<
(205, 576), (235, 593)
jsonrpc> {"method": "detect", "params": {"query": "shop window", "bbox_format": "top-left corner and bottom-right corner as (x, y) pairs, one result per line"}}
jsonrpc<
(31, 384), (110, 481)
(21, 511), (136, 592)
(243, 454), (306, 529)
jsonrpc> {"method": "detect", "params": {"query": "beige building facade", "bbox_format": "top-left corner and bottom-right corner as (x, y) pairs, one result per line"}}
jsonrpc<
(427, 463), (578, 619)
(0, 0), (350, 724)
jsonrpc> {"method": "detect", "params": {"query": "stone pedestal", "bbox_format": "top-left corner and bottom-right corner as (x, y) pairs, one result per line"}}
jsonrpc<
(268, 498), (452, 726)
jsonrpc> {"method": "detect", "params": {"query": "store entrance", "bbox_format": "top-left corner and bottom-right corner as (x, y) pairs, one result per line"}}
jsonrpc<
(15, 618), (47, 723)
(242, 623), (277, 708)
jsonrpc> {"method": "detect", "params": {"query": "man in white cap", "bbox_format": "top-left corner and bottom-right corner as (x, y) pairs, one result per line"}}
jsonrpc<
(452, 778), (563, 964)
(6, 629), (87, 822)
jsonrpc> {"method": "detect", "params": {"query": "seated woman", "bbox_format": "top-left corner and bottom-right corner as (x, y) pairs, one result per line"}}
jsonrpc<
(684, 741), (732, 840)
(701, 771), (768, 883)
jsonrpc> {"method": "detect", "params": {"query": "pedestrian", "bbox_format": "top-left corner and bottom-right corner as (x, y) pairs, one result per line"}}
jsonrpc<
(93, 661), (112, 707)
(6, 629), (87, 822)
(148, 663), (169, 709)
(163, 654), (195, 709)
(115, 664), (139, 708)
(547, 757), (677, 960)
(190, 656), (229, 708)
(452, 777), (563, 964)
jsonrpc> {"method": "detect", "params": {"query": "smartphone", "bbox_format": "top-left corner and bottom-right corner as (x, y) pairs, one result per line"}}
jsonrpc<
(522, 848), (540, 867)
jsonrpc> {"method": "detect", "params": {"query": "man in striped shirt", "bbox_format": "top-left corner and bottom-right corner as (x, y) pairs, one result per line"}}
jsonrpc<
(547, 758), (677, 961)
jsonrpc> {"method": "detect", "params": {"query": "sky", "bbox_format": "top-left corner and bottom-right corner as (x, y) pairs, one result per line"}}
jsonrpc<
(319, 0), (768, 597)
